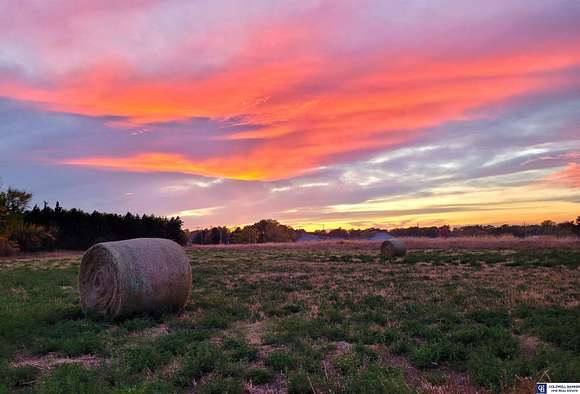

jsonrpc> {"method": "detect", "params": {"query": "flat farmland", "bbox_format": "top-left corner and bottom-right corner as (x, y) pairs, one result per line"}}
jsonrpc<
(1, 239), (579, 393)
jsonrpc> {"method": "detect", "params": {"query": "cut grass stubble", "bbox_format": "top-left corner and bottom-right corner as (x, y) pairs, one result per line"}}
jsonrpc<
(0, 244), (578, 393)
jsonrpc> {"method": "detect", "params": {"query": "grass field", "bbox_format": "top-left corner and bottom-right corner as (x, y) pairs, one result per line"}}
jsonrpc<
(1, 240), (579, 393)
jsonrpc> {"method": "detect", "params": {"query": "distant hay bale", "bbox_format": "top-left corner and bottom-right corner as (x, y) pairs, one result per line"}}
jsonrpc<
(79, 238), (191, 319)
(380, 239), (407, 258)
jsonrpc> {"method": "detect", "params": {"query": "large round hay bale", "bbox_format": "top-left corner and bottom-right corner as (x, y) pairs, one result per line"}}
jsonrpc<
(79, 238), (191, 319)
(380, 239), (406, 258)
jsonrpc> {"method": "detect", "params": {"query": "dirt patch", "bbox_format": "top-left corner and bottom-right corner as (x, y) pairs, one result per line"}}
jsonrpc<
(517, 334), (548, 360)
(12, 353), (101, 371)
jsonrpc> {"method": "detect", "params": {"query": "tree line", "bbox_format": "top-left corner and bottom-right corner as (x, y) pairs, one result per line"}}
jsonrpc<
(0, 184), (186, 255)
(389, 221), (580, 238)
(2, 183), (579, 254)
(191, 218), (580, 244)
(24, 203), (186, 249)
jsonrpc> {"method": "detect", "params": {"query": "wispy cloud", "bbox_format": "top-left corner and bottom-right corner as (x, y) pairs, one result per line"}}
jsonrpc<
(170, 206), (223, 218)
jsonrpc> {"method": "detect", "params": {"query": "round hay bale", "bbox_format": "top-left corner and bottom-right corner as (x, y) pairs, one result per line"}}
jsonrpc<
(380, 239), (406, 258)
(79, 238), (191, 319)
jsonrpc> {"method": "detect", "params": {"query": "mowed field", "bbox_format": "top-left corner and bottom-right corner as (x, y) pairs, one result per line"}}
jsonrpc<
(1, 238), (579, 394)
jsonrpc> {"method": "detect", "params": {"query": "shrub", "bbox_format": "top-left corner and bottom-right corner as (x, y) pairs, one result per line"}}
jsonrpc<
(0, 236), (19, 256)
(10, 225), (55, 252)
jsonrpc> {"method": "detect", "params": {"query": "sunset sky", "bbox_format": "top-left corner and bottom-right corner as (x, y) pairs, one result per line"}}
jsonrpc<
(1, 0), (579, 230)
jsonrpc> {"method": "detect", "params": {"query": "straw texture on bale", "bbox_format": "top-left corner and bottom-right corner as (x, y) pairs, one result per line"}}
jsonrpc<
(79, 238), (191, 319)
(380, 239), (407, 258)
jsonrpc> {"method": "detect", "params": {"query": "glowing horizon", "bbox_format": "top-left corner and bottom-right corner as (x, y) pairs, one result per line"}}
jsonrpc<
(1, 0), (579, 230)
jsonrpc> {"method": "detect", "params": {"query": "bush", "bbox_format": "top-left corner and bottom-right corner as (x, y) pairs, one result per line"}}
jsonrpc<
(0, 236), (19, 256)
(10, 225), (55, 252)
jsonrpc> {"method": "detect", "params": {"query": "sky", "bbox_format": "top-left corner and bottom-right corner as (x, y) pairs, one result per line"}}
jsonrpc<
(1, 0), (579, 230)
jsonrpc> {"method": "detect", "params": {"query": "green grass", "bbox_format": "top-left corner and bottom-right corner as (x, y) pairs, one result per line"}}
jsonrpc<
(507, 249), (580, 269)
(0, 246), (578, 393)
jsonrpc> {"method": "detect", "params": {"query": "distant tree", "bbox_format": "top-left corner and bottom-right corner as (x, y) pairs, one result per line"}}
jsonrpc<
(0, 186), (32, 234)
(253, 219), (295, 243)
(540, 220), (557, 236)
(328, 228), (348, 239)
(438, 225), (451, 238)
(192, 219), (297, 244)
(240, 225), (260, 243)
(231, 226), (259, 243)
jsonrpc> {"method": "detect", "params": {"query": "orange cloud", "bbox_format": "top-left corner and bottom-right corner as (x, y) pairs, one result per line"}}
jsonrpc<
(65, 153), (274, 181)
(3, 36), (580, 180)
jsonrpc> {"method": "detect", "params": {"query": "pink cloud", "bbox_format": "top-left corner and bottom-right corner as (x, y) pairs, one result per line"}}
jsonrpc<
(549, 163), (580, 188)
(1, 1), (580, 181)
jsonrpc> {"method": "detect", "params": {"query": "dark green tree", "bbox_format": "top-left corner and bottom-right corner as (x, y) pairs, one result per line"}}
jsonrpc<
(0, 186), (32, 234)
